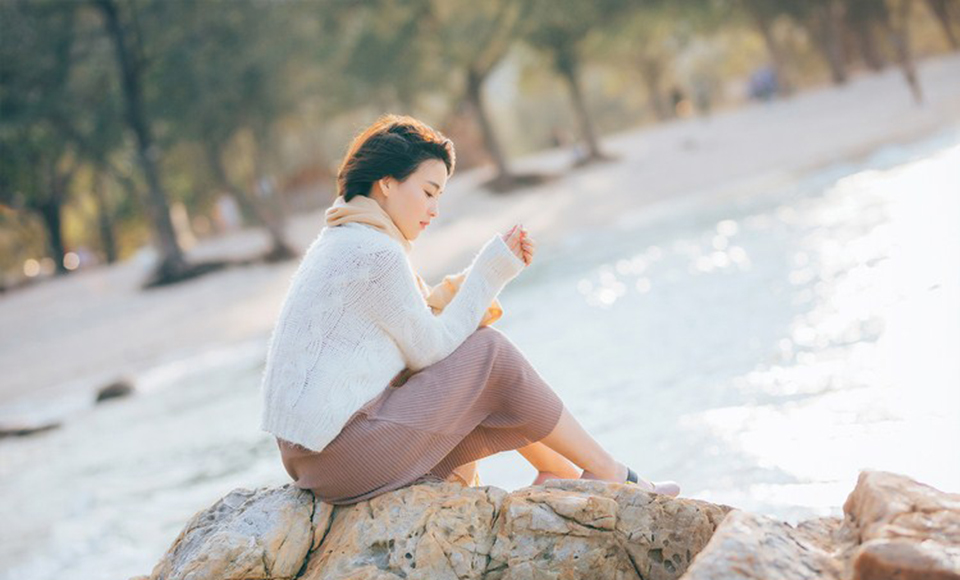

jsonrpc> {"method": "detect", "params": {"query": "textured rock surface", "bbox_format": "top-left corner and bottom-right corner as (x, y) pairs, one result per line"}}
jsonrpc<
(488, 479), (730, 580)
(148, 485), (326, 580)
(679, 511), (844, 580)
(142, 470), (959, 580)
(843, 471), (960, 580)
(681, 470), (960, 580)
(301, 482), (508, 580)
(145, 479), (730, 580)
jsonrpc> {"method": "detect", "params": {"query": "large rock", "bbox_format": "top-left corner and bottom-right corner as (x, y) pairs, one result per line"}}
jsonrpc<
(842, 471), (960, 580)
(148, 485), (328, 580)
(146, 479), (731, 580)
(142, 470), (958, 580)
(679, 511), (844, 580)
(300, 482), (508, 579)
(681, 470), (960, 580)
(488, 479), (729, 580)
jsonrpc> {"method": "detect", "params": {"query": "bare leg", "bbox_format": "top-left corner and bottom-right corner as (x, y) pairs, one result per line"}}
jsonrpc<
(445, 460), (479, 486)
(516, 441), (582, 484)
(537, 407), (630, 483)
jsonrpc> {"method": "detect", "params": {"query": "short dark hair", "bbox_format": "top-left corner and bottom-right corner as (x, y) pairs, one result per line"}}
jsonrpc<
(337, 114), (456, 202)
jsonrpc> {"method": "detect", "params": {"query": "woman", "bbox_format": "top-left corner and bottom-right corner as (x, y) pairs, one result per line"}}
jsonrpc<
(259, 114), (679, 505)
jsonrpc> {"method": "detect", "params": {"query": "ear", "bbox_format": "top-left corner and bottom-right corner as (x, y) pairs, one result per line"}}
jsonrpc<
(379, 176), (393, 196)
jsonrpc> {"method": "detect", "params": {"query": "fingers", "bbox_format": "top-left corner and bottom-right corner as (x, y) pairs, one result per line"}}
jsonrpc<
(502, 223), (536, 265)
(508, 231), (522, 255)
(503, 223), (522, 247)
(519, 231), (535, 265)
(521, 243), (535, 264)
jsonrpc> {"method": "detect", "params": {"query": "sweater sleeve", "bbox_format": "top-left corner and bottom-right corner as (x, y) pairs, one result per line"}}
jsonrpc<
(363, 233), (525, 371)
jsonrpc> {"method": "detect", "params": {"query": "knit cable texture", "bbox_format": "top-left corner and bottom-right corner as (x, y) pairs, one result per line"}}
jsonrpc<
(260, 222), (526, 452)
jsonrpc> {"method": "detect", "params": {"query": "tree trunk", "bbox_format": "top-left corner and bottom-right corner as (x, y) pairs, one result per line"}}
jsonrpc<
(926, 0), (959, 49)
(465, 66), (512, 184)
(204, 141), (293, 260)
(554, 46), (603, 162)
(849, 17), (887, 70)
(35, 198), (67, 275)
(638, 55), (670, 121)
(810, 0), (849, 85)
(95, 0), (188, 280)
(748, 7), (794, 96)
(248, 132), (296, 261)
(93, 171), (118, 264)
(887, 0), (924, 103)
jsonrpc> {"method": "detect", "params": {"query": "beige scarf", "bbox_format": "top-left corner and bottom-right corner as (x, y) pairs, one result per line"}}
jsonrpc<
(324, 194), (503, 326)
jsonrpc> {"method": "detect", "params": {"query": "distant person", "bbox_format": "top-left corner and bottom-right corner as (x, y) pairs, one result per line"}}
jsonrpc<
(259, 114), (680, 505)
(749, 65), (779, 102)
(670, 86), (694, 118)
(214, 193), (242, 232)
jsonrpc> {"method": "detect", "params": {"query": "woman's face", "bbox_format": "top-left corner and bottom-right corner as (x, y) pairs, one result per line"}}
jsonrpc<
(375, 159), (446, 241)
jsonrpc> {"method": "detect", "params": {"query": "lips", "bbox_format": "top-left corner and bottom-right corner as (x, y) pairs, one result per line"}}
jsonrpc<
(420, 221), (430, 229)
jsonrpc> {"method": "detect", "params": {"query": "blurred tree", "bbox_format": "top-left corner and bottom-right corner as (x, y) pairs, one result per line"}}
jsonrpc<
(425, 0), (533, 191)
(595, 3), (679, 121)
(320, 0), (446, 112)
(845, 0), (888, 71)
(926, 0), (959, 49)
(521, 0), (634, 165)
(92, 0), (189, 283)
(806, 0), (850, 85)
(56, 10), (129, 265)
(596, 1), (724, 121)
(0, 0), (83, 274)
(152, 0), (301, 261)
(885, 0), (923, 103)
(738, 0), (800, 95)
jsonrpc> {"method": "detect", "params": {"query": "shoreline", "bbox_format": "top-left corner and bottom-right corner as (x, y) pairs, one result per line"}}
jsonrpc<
(1, 53), (959, 418)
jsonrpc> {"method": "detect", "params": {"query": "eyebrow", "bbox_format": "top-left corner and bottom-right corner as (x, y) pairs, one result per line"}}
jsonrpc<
(426, 180), (443, 195)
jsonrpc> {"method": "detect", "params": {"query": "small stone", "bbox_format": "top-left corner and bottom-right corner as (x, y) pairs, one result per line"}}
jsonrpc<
(95, 378), (135, 403)
(0, 421), (60, 439)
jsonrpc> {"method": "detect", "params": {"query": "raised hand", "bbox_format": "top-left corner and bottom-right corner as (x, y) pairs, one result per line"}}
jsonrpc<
(501, 224), (536, 266)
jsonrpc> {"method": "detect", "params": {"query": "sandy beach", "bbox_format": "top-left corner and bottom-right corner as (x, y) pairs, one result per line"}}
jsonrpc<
(2, 51), (959, 580)
(2, 53), (959, 419)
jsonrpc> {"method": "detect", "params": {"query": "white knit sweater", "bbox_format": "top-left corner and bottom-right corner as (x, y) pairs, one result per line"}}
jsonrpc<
(259, 222), (526, 452)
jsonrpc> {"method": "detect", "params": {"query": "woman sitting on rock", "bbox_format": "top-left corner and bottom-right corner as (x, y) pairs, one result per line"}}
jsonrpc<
(259, 114), (680, 505)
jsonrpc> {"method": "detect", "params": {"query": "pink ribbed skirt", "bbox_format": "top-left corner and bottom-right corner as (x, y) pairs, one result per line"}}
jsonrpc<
(275, 326), (565, 505)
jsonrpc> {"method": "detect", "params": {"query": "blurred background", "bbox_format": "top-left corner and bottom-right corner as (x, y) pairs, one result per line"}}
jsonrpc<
(1, 1), (959, 578)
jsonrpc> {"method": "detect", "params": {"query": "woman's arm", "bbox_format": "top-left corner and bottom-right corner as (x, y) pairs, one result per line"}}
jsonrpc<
(362, 233), (525, 371)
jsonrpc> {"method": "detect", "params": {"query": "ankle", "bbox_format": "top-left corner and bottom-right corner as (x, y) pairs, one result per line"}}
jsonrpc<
(580, 459), (626, 482)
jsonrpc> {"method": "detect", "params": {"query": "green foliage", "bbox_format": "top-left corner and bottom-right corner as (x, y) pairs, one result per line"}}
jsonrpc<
(0, 0), (954, 280)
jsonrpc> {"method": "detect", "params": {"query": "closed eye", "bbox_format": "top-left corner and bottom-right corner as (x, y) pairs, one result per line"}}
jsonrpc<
(424, 190), (435, 198)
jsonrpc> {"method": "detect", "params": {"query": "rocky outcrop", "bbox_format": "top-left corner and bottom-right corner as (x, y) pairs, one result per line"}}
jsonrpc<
(145, 479), (731, 580)
(148, 486), (322, 580)
(842, 471), (960, 580)
(681, 471), (960, 580)
(142, 471), (958, 580)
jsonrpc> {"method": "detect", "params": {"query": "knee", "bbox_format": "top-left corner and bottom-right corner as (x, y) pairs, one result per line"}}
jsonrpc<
(467, 326), (512, 351)
(466, 327), (529, 369)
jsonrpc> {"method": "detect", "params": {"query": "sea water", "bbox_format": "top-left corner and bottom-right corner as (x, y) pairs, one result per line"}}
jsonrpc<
(1, 130), (958, 579)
